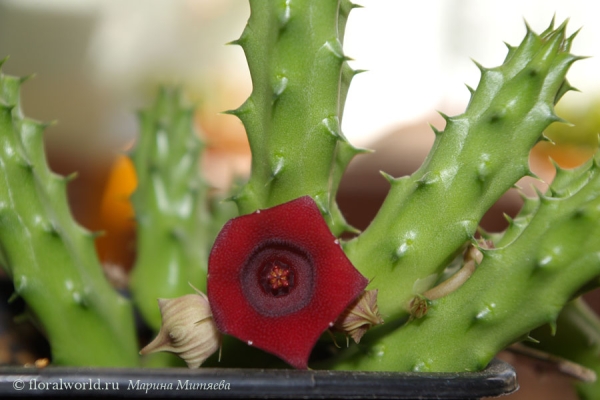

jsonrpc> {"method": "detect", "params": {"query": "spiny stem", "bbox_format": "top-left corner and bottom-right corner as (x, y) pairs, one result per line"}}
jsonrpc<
(229, 0), (364, 236)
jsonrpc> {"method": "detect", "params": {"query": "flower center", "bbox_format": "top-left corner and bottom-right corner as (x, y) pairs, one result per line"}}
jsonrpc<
(261, 261), (295, 296)
(241, 240), (315, 317)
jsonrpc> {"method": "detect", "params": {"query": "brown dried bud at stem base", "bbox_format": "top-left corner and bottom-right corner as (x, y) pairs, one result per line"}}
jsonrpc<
(140, 288), (220, 368)
(408, 239), (493, 320)
(409, 295), (430, 319)
(333, 290), (384, 344)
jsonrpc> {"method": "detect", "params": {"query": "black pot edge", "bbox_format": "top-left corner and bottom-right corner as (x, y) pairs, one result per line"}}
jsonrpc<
(0, 358), (518, 399)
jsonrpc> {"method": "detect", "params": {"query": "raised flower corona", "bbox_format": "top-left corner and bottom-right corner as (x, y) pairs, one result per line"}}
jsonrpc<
(207, 196), (369, 369)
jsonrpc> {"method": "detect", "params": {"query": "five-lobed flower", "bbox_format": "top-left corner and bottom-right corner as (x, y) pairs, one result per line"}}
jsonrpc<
(207, 196), (369, 369)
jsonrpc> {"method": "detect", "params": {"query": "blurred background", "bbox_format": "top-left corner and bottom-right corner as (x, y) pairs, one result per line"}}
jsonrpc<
(0, 0), (598, 232)
(0, 1), (599, 397)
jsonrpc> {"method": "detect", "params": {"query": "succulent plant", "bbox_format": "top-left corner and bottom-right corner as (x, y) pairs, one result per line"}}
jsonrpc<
(226, 0), (365, 237)
(2, 4), (600, 398)
(128, 86), (213, 332)
(213, 0), (600, 379)
(332, 150), (600, 372)
(344, 19), (581, 322)
(0, 58), (139, 367)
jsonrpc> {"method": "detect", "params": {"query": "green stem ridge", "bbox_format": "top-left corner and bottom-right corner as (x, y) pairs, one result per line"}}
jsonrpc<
(0, 63), (139, 367)
(129, 87), (214, 331)
(229, 0), (364, 236)
(334, 150), (600, 372)
(343, 21), (581, 321)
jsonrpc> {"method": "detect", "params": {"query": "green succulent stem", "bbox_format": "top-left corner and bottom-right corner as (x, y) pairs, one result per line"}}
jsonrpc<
(129, 87), (213, 332)
(0, 63), (139, 367)
(333, 151), (600, 372)
(343, 21), (580, 322)
(230, 0), (363, 236)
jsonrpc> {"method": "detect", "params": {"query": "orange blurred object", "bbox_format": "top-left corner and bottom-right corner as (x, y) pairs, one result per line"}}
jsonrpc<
(533, 142), (596, 169)
(95, 155), (137, 272)
(530, 142), (597, 185)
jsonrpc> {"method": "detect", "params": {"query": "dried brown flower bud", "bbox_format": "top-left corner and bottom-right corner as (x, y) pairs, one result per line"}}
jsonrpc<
(409, 295), (430, 319)
(333, 289), (383, 344)
(140, 288), (220, 368)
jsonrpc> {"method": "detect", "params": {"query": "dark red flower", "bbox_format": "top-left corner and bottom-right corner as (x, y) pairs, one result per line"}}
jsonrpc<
(207, 196), (368, 369)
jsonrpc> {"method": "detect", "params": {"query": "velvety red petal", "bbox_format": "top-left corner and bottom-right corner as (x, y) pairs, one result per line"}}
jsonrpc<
(207, 196), (368, 369)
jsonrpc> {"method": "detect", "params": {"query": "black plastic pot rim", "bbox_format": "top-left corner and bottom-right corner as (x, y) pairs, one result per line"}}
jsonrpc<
(0, 358), (517, 399)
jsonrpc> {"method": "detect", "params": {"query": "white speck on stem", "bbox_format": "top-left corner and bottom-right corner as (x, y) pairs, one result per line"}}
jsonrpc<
(539, 255), (552, 266)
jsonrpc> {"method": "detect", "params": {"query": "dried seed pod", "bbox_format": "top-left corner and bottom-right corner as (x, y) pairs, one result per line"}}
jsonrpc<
(140, 289), (220, 368)
(334, 289), (384, 344)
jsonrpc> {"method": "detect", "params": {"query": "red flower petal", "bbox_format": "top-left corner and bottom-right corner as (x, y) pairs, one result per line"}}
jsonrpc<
(207, 196), (368, 369)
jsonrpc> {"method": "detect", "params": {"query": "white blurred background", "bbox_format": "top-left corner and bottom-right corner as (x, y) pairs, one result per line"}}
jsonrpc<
(1, 0), (599, 246)
(1, 0), (598, 155)
(0, 0), (598, 233)
(344, 0), (600, 145)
